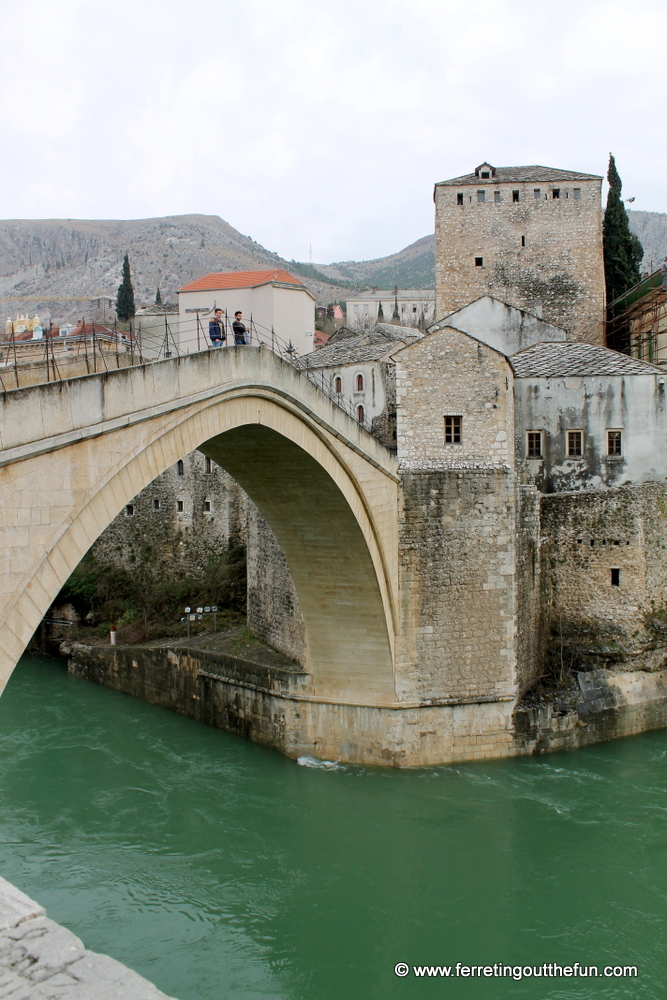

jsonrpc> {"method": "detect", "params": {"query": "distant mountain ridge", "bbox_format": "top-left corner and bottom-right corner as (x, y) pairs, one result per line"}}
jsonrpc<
(0, 209), (664, 325)
(317, 209), (667, 291)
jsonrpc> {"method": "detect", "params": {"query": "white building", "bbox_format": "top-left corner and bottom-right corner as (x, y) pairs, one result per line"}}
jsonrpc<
(345, 288), (436, 331)
(177, 269), (315, 356)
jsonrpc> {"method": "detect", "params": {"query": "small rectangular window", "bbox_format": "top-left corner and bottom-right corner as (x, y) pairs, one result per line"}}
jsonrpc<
(177, 500), (184, 512)
(205, 457), (213, 473)
(567, 430), (583, 457)
(527, 431), (542, 458)
(203, 500), (212, 512)
(552, 189), (560, 199)
(457, 192), (464, 205)
(477, 190), (486, 203)
(481, 171), (490, 178)
(534, 188), (541, 200)
(608, 430), (622, 456)
(124, 504), (134, 517)
(494, 191), (501, 203)
(521, 235), (526, 247)
(444, 415), (462, 444)
(611, 568), (620, 587)
(152, 499), (161, 511)
(573, 188), (581, 200)
(475, 257), (484, 267)
(512, 190), (520, 202)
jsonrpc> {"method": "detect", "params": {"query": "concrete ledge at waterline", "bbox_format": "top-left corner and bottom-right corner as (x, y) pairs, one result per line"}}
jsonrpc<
(0, 875), (177, 999)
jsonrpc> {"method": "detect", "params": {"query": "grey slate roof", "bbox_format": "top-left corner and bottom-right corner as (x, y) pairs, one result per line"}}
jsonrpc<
(297, 330), (414, 369)
(510, 341), (663, 378)
(436, 165), (601, 187)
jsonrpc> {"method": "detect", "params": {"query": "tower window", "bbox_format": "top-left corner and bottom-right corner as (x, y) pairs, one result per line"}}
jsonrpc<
(527, 432), (542, 458)
(203, 500), (212, 512)
(573, 188), (581, 199)
(152, 499), (161, 511)
(512, 190), (520, 202)
(124, 504), (134, 517)
(611, 568), (620, 587)
(205, 456), (213, 473)
(444, 415), (462, 444)
(494, 191), (501, 203)
(475, 257), (484, 267)
(176, 500), (184, 512)
(521, 235), (526, 247)
(477, 190), (486, 203)
(567, 431), (583, 457)
(534, 188), (541, 200)
(177, 460), (184, 476)
(608, 430), (622, 456)
(552, 189), (560, 199)
(457, 192), (464, 205)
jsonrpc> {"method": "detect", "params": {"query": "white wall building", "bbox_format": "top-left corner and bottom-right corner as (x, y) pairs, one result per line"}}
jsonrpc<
(178, 269), (315, 356)
(345, 289), (436, 331)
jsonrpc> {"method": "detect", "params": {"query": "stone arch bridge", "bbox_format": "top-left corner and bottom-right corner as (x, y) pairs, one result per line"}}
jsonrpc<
(0, 345), (522, 765)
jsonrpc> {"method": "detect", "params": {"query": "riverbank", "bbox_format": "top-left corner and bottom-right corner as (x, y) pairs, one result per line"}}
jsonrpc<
(61, 628), (667, 765)
(0, 876), (176, 999)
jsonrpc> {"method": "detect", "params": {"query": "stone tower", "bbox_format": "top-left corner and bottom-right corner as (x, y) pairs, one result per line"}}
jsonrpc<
(434, 162), (605, 343)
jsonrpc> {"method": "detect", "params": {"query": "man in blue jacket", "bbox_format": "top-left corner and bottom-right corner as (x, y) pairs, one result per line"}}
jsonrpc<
(208, 309), (226, 346)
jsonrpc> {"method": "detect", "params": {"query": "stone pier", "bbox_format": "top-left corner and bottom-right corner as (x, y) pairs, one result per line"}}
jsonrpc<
(0, 876), (176, 1000)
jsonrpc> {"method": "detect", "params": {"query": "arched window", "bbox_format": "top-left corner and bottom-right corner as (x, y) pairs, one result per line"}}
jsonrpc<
(177, 460), (184, 476)
(356, 373), (364, 392)
(356, 404), (365, 423)
(334, 376), (342, 394)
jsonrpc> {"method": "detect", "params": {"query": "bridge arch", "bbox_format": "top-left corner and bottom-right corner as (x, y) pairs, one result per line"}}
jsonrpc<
(0, 354), (398, 704)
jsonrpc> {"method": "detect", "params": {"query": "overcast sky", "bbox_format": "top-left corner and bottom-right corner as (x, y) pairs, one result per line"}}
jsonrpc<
(0, 0), (664, 263)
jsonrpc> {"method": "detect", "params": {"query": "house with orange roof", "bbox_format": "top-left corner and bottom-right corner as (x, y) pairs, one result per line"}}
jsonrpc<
(177, 269), (315, 356)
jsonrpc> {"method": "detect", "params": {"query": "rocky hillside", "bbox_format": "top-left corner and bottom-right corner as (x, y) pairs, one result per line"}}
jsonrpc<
(626, 210), (667, 272)
(0, 215), (349, 324)
(1, 209), (665, 326)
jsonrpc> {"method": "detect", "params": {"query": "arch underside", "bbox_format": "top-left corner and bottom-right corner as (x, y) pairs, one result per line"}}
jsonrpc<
(0, 391), (396, 704)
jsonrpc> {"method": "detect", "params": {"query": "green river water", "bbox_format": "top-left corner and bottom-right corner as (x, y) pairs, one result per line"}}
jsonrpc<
(0, 655), (665, 1000)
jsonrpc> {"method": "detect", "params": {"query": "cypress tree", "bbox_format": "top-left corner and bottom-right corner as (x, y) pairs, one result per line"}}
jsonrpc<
(603, 154), (643, 303)
(116, 254), (136, 321)
(155, 287), (162, 305)
(377, 300), (384, 321)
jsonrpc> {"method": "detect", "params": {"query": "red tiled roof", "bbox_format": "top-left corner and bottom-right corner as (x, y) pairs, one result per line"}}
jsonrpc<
(179, 269), (306, 293)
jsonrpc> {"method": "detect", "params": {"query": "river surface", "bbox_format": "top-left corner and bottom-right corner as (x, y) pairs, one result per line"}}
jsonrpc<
(0, 656), (665, 999)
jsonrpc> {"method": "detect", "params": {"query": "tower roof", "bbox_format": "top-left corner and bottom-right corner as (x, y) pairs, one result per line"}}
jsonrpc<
(435, 164), (602, 187)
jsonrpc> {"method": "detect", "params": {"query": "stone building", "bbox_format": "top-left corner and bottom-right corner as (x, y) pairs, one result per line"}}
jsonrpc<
(434, 162), (605, 344)
(295, 324), (420, 448)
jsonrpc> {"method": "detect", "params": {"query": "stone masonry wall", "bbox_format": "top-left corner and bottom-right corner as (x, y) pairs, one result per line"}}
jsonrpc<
(396, 468), (518, 704)
(393, 326), (526, 704)
(394, 327), (514, 470)
(541, 483), (667, 670)
(515, 484), (547, 693)
(246, 503), (307, 666)
(92, 451), (248, 580)
(435, 176), (605, 344)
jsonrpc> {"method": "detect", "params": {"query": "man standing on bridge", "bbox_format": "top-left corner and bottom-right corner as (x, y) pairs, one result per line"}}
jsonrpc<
(208, 309), (226, 347)
(232, 311), (249, 345)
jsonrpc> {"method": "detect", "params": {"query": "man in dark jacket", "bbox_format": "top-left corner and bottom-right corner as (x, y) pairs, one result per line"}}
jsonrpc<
(208, 309), (225, 346)
(232, 311), (248, 345)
